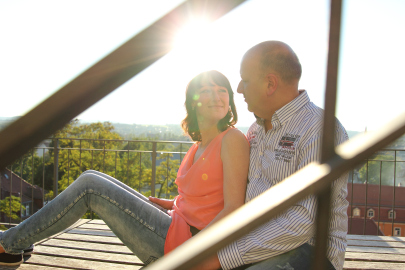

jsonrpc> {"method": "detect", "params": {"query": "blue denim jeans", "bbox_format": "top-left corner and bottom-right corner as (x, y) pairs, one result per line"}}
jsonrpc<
(242, 243), (335, 270)
(0, 170), (171, 264)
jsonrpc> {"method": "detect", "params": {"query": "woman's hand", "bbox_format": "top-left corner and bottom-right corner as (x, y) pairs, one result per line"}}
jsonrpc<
(148, 197), (174, 210)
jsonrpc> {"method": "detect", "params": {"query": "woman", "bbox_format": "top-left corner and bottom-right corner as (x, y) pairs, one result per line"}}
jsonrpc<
(0, 70), (249, 267)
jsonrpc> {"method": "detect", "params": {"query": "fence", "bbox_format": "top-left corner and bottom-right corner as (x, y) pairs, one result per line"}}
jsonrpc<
(1, 138), (405, 237)
(0, 138), (193, 225)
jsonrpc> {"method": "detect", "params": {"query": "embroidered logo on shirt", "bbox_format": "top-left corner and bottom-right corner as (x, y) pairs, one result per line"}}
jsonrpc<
(249, 130), (258, 147)
(275, 133), (301, 162)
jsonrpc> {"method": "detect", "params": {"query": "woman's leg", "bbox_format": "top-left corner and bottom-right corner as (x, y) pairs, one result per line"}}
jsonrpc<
(0, 171), (171, 264)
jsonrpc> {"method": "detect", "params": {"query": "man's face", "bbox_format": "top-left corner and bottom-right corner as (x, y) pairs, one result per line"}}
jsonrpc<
(237, 53), (267, 116)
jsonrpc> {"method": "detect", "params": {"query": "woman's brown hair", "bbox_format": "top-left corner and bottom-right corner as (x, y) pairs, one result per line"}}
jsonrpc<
(181, 70), (238, 141)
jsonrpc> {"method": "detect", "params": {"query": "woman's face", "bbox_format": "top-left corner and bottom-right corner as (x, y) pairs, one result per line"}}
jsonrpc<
(193, 80), (230, 125)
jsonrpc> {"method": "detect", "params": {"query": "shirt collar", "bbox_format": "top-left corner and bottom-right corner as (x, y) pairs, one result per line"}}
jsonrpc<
(256, 90), (310, 129)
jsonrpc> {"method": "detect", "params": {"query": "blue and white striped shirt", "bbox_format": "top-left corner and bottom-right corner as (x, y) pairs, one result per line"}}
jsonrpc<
(218, 90), (349, 270)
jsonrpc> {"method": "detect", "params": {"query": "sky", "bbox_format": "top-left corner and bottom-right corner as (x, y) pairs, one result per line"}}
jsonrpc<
(1, 0), (404, 132)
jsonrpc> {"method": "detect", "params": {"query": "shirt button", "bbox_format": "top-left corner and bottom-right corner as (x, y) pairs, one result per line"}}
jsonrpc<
(259, 151), (264, 156)
(255, 174), (259, 178)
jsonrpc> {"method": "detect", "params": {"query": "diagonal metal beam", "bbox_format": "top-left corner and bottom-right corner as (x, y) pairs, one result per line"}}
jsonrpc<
(145, 110), (405, 269)
(0, 0), (247, 171)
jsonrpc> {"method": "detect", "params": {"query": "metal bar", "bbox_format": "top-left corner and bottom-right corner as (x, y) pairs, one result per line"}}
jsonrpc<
(392, 151), (397, 235)
(151, 142), (157, 197)
(139, 152), (142, 191)
(79, 140), (82, 172)
(349, 170), (354, 233)
(313, 0), (342, 268)
(115, 151), (117, 178)
(103, 140), (106, 173)
(378, 161), (382, 235)
(68, 149), (70, 186)
(127, 147), (130, 185)
(53, 139), (59, 198)
(0, 0), (247, 171)
(144, 111), (405, 269)
(9, 164), (12, 224)
(363, 160), (369, 235)
(42, 149), (45, 205)
(166, 155), (169, 199)
(19, 158), (23, 220)
(31, 149), (34, 214)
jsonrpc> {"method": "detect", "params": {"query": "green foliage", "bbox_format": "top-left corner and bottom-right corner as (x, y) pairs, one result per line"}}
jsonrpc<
(156, 153), (180, 199)
(357, 151), (405, 186)
(0, 196), (25, 221)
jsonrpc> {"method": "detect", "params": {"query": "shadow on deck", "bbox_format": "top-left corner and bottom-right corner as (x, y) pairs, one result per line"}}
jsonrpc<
(1, 219), (405, 269)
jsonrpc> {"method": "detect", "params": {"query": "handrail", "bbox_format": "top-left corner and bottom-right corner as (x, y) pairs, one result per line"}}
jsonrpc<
(0, 0), (247, 171)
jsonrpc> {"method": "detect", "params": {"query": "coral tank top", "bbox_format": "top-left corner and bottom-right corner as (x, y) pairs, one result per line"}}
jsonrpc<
(164, 128), (232, 254)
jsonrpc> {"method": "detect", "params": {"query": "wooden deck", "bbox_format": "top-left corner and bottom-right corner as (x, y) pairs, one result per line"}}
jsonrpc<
(1, 219), (144, 269)
(2, 219), (405, 269)
(344, 234), (405, 269)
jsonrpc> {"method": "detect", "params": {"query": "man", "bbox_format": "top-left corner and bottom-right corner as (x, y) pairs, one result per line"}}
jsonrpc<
(197, 41), (349, 270)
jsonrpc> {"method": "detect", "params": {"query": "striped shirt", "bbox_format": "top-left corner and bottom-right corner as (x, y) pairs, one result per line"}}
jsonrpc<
(218, 90), (349, 270)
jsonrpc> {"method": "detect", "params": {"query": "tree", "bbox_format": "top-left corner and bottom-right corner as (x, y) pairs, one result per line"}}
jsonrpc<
(155, 153), (180, 199)
(0, 196), (25, 221)
(358, 151), (405, 186)
(48, 120), (124, 193)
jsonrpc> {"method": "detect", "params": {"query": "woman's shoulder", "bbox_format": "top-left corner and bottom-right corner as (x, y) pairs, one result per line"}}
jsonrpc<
(222, 128), (249, 147)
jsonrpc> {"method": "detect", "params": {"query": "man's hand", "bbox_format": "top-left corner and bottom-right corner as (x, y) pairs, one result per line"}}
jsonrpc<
(190, 254), (221, 270)
(149, 196), (174, 210)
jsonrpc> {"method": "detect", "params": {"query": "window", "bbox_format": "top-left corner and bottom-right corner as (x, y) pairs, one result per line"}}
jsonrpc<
(394, 227), (401, 236)
(367, 209), (375, 218)
(353, 208), (360, 217)
(389, 210), (396, 219)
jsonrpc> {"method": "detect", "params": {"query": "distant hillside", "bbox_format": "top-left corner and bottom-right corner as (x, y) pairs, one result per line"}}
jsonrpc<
(0, 117), (403, 148)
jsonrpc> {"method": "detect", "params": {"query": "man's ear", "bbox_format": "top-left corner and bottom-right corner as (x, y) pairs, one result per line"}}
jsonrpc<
(266, 73), (278, 96)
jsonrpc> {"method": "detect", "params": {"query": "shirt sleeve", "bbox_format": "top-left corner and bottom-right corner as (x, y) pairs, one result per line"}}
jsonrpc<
(218, 125), (349, 269)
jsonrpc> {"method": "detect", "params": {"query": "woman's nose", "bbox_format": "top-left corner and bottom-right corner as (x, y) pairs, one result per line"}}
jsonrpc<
(211, 89), (221, 100)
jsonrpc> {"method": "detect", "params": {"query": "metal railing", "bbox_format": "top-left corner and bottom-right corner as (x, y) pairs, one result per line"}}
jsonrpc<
(2, 139), (404, 238)
(0, 138), (193, 224)
(0, 0), (404, 269)
(348, 149), (405, 236)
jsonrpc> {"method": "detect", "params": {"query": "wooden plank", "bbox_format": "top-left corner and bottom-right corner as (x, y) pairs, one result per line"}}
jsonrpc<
(343, 260), (405, 269)
(347, 234), (405, 242)
(33, 246), (143, 265)
(77, 223), (111, 231)
(24, 254), (141, 269)
(347, 245), (405, 255)
(348, 239), (405, 248)
(40, 239), (134, 254)
(345, 251), (405, 263)
(54, 233), (124, 245)
(86, 219), (106, 225)
(18, 265), (67, 269)
(66, 229), (117, 237)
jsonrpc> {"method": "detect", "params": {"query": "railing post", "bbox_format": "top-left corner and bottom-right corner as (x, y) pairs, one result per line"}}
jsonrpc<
(53, 138), (59, 199)
(151, 142), (157, 197)
(313, 0), (342, 268)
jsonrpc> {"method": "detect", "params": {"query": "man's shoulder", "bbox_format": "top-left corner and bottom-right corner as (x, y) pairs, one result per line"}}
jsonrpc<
(299, 102), (348, 144)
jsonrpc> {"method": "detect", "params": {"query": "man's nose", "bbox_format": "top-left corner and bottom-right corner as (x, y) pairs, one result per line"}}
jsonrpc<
(237, 81), (243, 93)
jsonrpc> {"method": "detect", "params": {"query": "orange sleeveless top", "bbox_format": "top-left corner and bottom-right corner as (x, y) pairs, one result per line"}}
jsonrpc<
(164, 128), (232, 254)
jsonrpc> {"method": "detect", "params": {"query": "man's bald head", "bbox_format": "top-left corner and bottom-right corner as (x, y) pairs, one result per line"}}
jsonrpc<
(244, 41), (302, 84)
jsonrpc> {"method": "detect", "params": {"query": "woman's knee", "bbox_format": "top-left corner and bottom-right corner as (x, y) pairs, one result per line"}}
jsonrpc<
(80, 170), (98, 177)
(75, 171), (105, 188)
